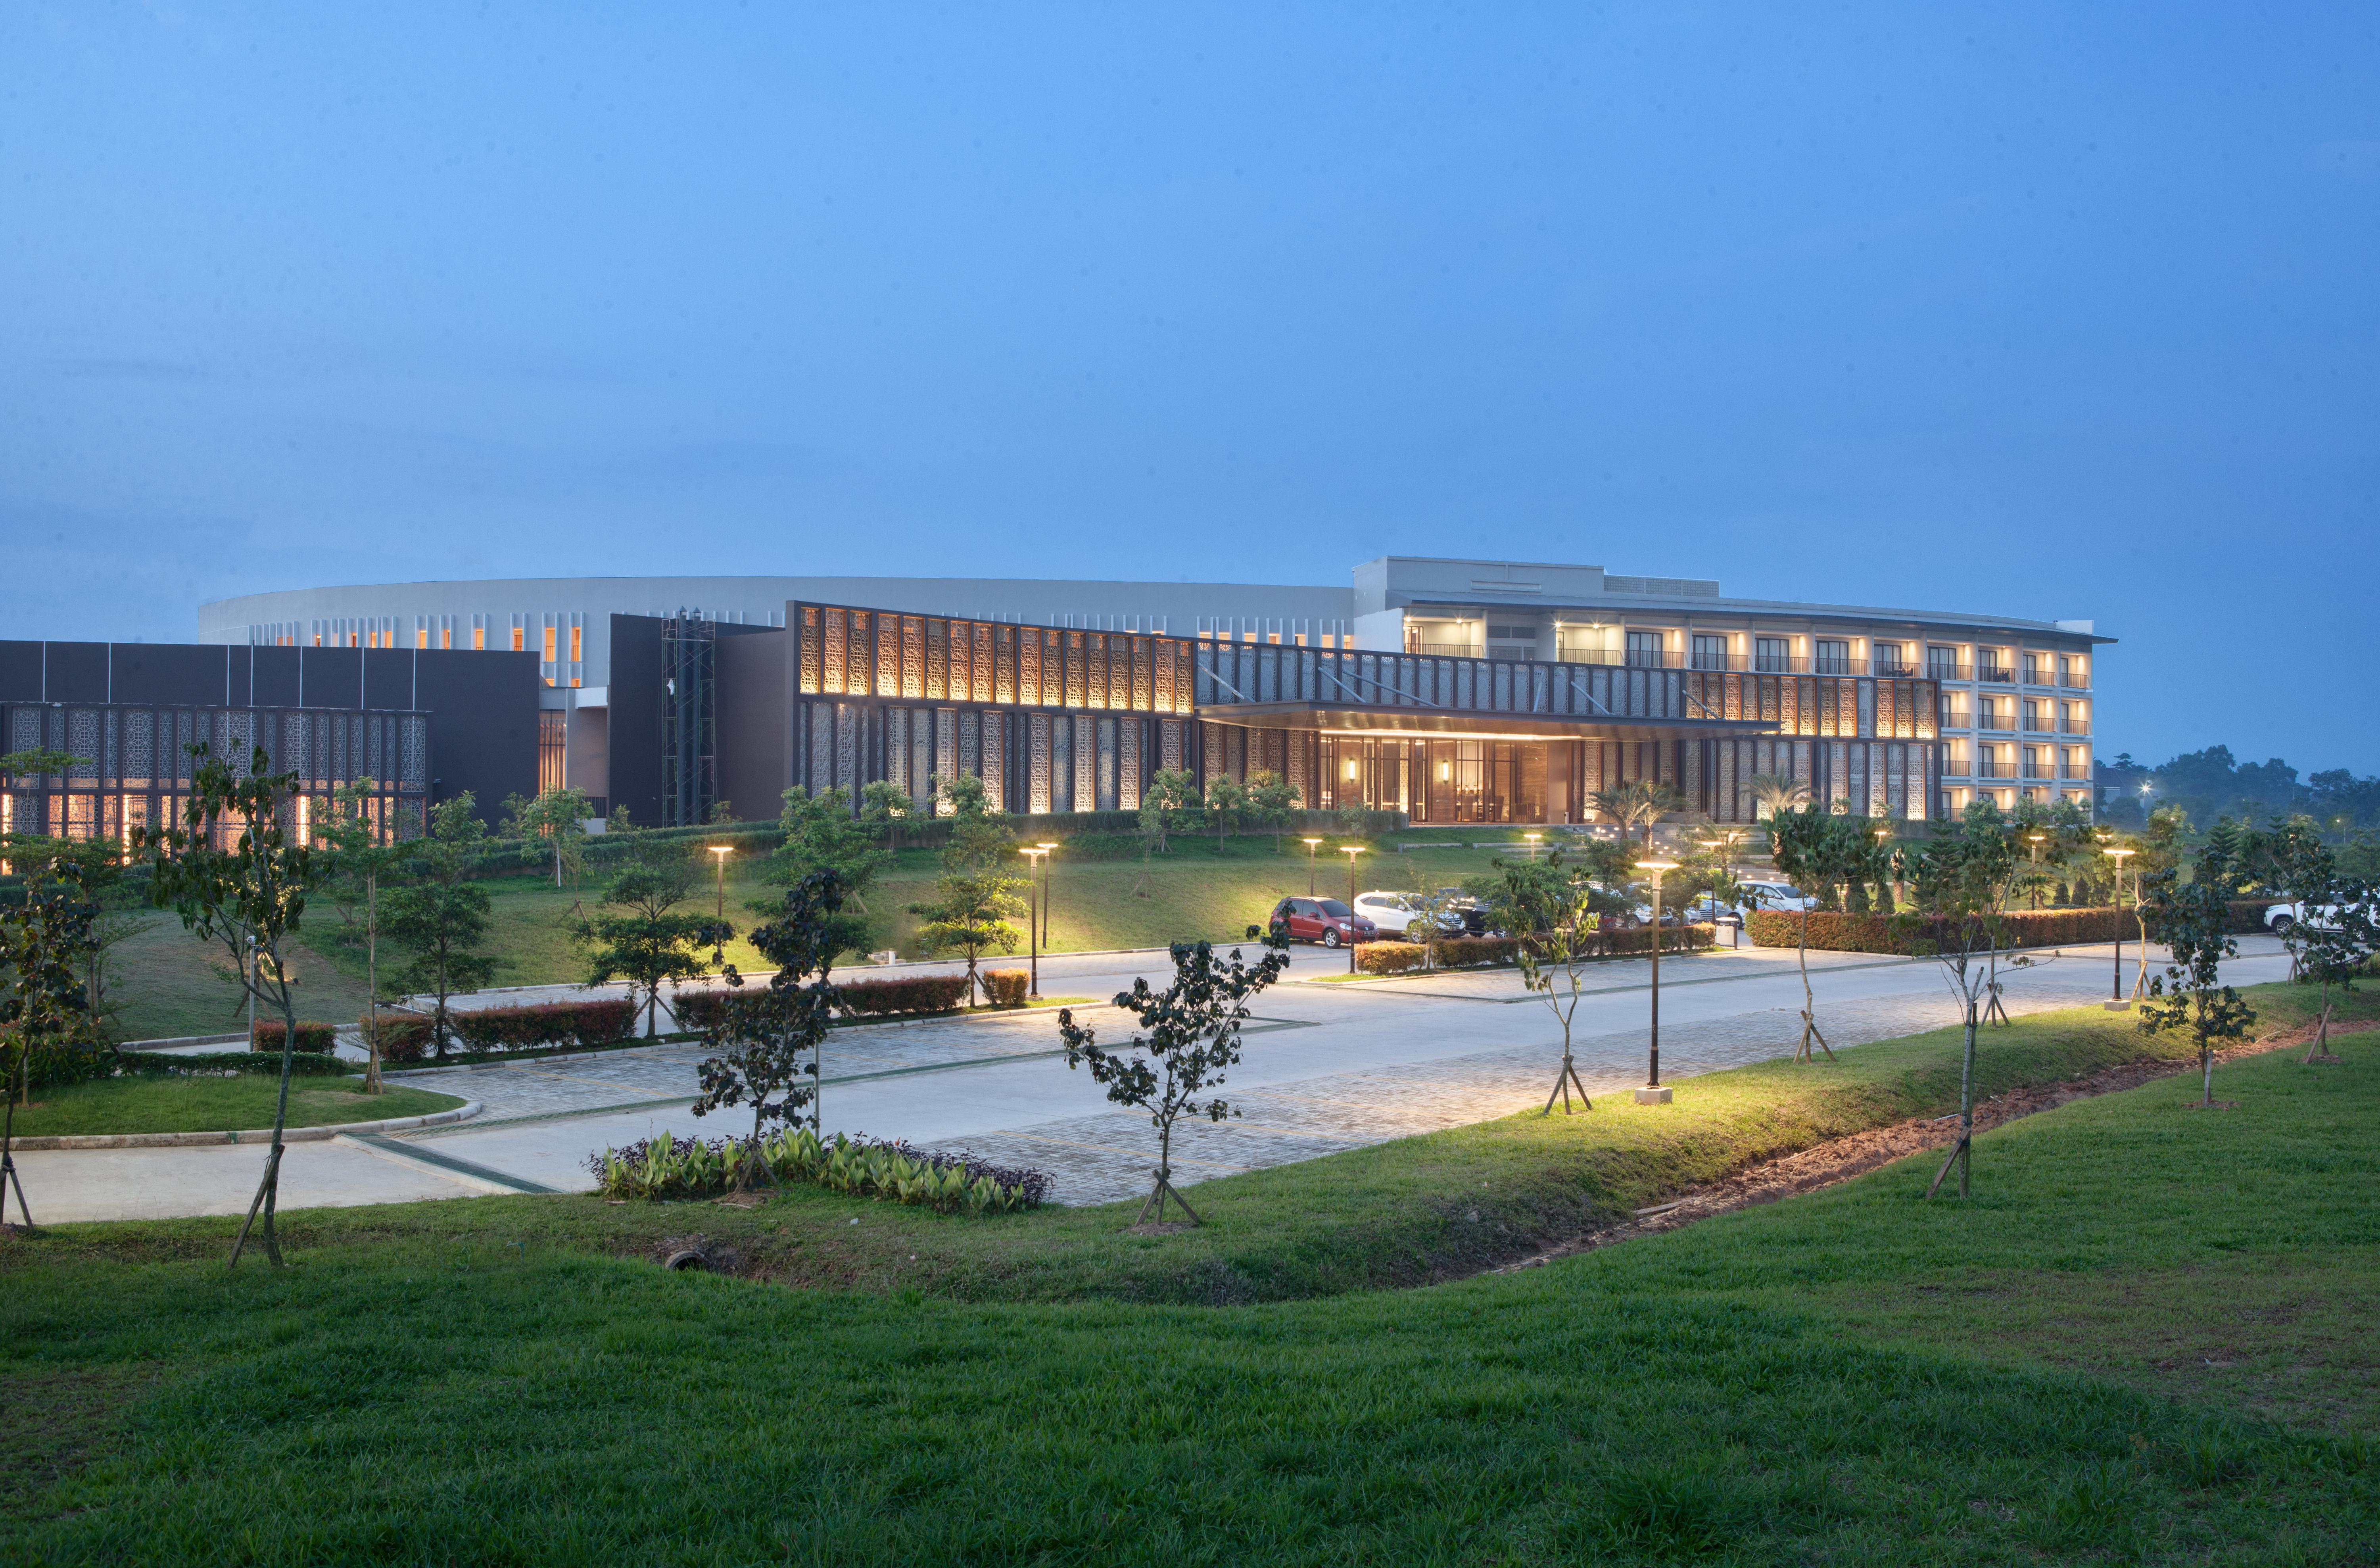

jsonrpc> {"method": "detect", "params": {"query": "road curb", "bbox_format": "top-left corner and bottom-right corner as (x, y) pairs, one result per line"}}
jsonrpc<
(8, 1100), (484, 1151)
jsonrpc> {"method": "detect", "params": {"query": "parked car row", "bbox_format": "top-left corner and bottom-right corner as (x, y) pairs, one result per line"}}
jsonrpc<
(1270, 878), (1819, 948)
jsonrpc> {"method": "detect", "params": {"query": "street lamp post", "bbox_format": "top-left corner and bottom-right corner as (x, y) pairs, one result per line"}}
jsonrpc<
(707, 844), (733, 922)
(2025, 832), (2046, 909)
(1037, 842), (1058, 947)
(1303, 836), (1323, 896)
(2103, 847), (2134, 1009)
(1524, 831), (1542, 861)
(1635, 858), (1679, 1103)
(1340, 845), (1365, 973)
(1020, 847), (1048, 998)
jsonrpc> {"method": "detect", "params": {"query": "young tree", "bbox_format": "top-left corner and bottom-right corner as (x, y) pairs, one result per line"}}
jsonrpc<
(858, 779), (915, 851)
(1138, 768), (1202, 854)
(1491, 851), (1610, 1114)
(1058, 929), (1291, 1225)
(313, 777), (408, 1092)
(1766, 807), (1848, 1063)
(771, 784), (889, 958)
(501, 785), (593, 887)
(692, 869), (847, 1174)
(2139, 847), (2257, 1109)
(0, 870), (100, 1225)
(2261, 815), (2333, 984)
(382, 795), (505, 1056)
(134, 741), (321, 1267)
(1244, 769), (1302, 853)
(576, 839), (733, 1036)
(0, 830), (148, 1047)
(906, 774), (1027, 1004)
(1205, 774), (1248, 845)
(1894, 805), (2029, 1199)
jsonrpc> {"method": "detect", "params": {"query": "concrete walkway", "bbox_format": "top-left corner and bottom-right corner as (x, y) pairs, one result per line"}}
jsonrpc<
(17, 934), (2286, 1222)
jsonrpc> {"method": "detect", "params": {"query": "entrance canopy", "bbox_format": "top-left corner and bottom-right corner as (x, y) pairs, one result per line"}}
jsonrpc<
(1194, 700), (1775, 744)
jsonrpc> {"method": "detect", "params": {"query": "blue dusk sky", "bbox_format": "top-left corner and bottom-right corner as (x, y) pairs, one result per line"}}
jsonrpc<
(2, 4), (2374, 769)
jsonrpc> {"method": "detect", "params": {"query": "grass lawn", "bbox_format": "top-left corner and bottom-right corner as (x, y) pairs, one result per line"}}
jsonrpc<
(4, 987), (2374, 1561)
(102, 916), (372, 1045)
(8, 1075), (466, 1138)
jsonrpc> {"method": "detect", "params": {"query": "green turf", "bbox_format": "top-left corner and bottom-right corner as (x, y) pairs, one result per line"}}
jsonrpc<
(103, 916), (373, 1046)
(7, 1075), (467, 1138)
(3, 993), (2373, 1561)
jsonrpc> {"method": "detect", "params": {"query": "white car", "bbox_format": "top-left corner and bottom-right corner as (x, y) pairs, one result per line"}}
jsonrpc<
(2265, 900), (2374, 934)
(1352, 891), (1463, 938)
(1732, 880), (1816, 914)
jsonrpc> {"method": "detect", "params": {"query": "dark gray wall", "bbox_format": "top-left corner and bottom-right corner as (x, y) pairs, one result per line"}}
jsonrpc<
(716, 625), (790, 824)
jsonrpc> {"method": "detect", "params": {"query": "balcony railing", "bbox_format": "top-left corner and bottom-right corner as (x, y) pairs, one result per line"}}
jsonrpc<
(2060, 764), (2091, 780)
(1975, 665), (2016, 684)
(2059, 718), (2090, 734)
(1976, 715), (2015, 733)
(1406, 642), (1945, 680)
(1971, 762), (2015, 779)
(2022, 764), (2056, 780)
(1415, 642), (1480, 657)
(2060, 671), (2091, 689)
(1927, 662), (1971, 682)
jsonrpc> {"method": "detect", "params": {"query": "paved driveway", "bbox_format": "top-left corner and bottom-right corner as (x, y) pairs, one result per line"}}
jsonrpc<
(19, 935), (2288, 1222)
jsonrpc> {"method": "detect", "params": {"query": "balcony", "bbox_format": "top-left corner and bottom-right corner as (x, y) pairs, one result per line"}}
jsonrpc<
(1927, 662), (1973, 682)
(1976, 715), (2015, 734)
(1415, 642), (1481, 658)
(2022, 764), (2057, 780)
(2060, 764), (2092, 780)
(2059, 718), (2090, 734)
(2059, 671), (2091, 689)
(1975, 665), (2016, 685)
(1972, 762), (2015, 779)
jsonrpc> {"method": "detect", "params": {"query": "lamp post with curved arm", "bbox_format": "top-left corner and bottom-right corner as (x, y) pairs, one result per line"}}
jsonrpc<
(1635, 858), (1679, 1103)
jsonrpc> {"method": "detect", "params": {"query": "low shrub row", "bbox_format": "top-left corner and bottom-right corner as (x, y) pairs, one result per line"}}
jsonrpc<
(674, 969), (1029, 1031)
(251, 1020), (340, 1053)
(121, 1050), (354, 1078)
(23, 1037), (120, 1091)
(1743, 901), (2281, 955)
(586, 1126), (1050, 1213)
(361, 999), (637, 1063)
(1354, 925), (1717, 974)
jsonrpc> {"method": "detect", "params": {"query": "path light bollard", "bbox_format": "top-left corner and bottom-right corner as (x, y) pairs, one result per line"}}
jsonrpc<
(1635, 857), (1679, 1104)
(1021, 845), (1048, 998)
(2103, 845), (2135, 1010)
(707, 844), (733, 922)
(1037, 842), (1058, 947)
(1303, 836), (1322, 896)
(1341, 844), (1365, 973)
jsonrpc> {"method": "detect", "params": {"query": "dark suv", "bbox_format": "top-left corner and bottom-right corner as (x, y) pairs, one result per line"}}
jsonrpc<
(1267, 897), (1378, 948)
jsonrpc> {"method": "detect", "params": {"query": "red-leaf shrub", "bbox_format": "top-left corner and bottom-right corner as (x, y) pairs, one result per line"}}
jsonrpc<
(837, 974), (972, 1016)
(362, 1011), (434, 1063)
(982, 970), (1030, 1008)
(251, 1020), (338, 1053)
(670, 990), (734, 1033)
(1356, 942), (1430, 974)
(445, 998), (638, 1053)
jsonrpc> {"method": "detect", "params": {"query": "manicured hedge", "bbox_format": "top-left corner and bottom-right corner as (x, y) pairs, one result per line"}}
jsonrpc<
(1355, 925), (1718, 975)
(1743, 901), (2281, 955)
(669, 990), (736, 1034)
(982, 969), (1030, 1008)
(362, 1011), (435, 1064)
(251, 1020), (339, 1053)
(123, 1050), (353, 1078)
(449, 999), (637, 1054)
(23, 1037), (117, 1090)
(839, 975), (972, 1016)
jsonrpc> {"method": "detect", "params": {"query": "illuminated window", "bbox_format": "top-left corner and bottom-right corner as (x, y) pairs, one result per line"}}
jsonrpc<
(416, 628), (429, 649)
(474, 626), (486, 651)
(569, 625), (582, 662)
(511, 627), (524, 652)
(441, 626), (452, 649)
(541, 627), (556, 662)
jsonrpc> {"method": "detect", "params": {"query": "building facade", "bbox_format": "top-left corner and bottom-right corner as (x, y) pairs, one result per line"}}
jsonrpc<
(192, 557), (2103, 828)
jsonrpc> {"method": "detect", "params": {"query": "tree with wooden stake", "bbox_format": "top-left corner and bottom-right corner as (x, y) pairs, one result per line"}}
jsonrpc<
(311, 777), (408, 1093)
(1493, 850), (1612, 1115)
(133, 741), (321, 1267)
(1894, 808), (2028, 1200)
(0, 870), (100, 1228)
(1245, 769), (1302, 853)
(501, 785), (593, 888)
(1766, 807), (1846, 1063)
(2139, 845), (2257, 1108)
(2290, 878), (2376, 1064)
(382, 795), (505, 1057)
(2261, 815), (2333, 985)
(693, 869), (847, 1186)
(1058, 928), (1291, 1227)
(576, 839), (733, 1036)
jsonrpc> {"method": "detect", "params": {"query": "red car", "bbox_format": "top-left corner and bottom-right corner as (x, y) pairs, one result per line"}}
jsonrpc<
(1267, 897), (1378, 948)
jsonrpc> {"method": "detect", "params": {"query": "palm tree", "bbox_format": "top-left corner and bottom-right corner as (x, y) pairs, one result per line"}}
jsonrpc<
(1746, 773), (1810, 822)
(1589, 779), (1686, 846)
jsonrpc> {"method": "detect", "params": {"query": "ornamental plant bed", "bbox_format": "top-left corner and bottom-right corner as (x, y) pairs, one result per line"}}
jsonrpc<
(587, 1126), (1050, 1213)
(1355, 925), (1716, 975)
(1745, 900), (2281, 956)
(250, 1019), (340, 1053)
(4, 1073), (465, 1138)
